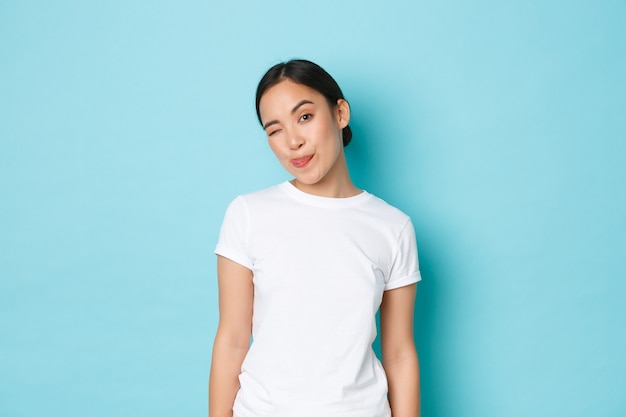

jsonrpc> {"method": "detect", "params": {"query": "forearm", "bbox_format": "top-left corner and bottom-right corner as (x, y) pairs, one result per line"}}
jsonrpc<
(209, 335), (249, 417)
(384, 349), (420, 417)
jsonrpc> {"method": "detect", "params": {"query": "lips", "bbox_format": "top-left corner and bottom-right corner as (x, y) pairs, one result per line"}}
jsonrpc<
(290, 155), (313, 168)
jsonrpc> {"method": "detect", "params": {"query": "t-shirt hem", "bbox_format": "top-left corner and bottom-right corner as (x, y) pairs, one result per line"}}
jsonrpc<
(233, 406), (390, 417)
(215, 245), (253, 271)
(384, 271), (421, 291)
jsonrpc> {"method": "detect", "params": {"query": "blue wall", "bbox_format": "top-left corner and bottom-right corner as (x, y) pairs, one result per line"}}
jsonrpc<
(1, 1), (624, 416)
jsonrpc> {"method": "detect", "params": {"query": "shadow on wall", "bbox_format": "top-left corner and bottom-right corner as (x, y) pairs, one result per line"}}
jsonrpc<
(346, 83), (448, 417)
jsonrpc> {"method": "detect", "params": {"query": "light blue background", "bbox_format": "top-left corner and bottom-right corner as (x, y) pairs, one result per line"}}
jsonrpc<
(1, 1), (624, 416)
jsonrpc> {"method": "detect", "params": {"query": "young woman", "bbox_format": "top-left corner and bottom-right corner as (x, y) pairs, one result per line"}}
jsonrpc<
(209, 59), (421, 417)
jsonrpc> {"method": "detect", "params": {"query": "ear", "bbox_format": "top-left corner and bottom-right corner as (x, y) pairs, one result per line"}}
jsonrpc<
(335, 99), (350, 129)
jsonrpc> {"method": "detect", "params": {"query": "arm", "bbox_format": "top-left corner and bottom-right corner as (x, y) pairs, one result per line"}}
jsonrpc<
(209, 256), (254, 417)
(379, 283), (420, 417)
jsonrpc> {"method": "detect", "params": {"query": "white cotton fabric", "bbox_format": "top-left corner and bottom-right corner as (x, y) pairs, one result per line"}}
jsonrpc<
(215, 181), (421, 417)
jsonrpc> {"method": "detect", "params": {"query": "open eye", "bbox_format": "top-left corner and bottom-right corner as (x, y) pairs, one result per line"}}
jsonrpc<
(299, 113), (313, 122)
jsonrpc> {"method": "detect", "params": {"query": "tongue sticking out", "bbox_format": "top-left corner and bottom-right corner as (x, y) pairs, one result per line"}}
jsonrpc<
(291, 155), (313, 168)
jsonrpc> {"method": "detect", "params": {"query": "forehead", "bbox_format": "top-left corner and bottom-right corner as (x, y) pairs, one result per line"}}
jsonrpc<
(258, 80), (326, 117)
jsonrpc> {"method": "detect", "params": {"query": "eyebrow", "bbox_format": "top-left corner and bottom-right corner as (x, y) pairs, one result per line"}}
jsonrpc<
(262, 100), (315, 130)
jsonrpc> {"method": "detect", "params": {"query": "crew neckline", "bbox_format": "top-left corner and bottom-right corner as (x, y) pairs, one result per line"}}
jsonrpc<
(278, 181), (371, 208)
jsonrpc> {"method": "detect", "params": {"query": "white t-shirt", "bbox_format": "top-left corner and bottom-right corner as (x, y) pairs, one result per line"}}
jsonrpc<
(215, 181), (421, 417)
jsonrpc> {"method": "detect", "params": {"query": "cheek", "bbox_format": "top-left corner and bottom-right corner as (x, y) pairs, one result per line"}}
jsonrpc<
(268, 140), (292, 167)
(323, 125), (343, 153)
(315, 120), (340, 147)
(267, 139), (281, 156)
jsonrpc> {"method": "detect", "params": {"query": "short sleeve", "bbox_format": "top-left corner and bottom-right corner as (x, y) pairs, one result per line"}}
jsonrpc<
(385, 218), (421, 290)
(214, 196), (254, 270)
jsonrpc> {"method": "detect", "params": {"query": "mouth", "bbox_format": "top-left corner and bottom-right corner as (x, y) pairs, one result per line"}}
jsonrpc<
(290, 155), (313, 168)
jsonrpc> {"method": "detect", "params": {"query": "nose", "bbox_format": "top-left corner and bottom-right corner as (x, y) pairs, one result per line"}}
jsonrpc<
(286, 129), (304, 150)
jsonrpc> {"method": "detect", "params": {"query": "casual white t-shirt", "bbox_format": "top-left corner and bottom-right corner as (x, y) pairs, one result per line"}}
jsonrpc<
(215, 181), (421, 417)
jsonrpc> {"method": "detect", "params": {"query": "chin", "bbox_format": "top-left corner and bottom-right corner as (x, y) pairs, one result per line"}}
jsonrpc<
(294, 178), (319, 186)
(293, 175), (324, 186)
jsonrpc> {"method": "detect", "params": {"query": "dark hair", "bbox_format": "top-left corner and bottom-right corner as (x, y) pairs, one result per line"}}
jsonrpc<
(255, 59), (353, 147)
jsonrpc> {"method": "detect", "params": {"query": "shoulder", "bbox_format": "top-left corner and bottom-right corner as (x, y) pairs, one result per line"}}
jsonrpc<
(223, 182), (288, 214)
(361, 192), (412, 228)
(234, 182), (287, 206)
